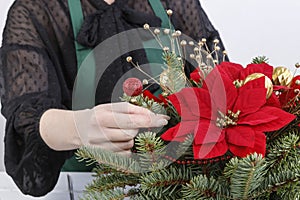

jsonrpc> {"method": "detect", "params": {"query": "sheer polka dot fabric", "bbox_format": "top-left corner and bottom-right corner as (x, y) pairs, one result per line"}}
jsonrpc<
(0, 0), (226, 196)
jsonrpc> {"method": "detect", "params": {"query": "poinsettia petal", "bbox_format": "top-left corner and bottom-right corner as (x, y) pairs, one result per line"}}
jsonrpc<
(190, 68), (203, 83)
(215, 62), (244, 81)
(193, 89), (212, 119)
(168, 93), (200, 121)
(229, 131), (266, 157)
(193, 139), (228, 159)
(266, 93), (281, 108)
(194, 120), (225, 144)
(168, 88), (212, 120)
(252, 106), (295, 132)
(160, 124), (180, 141)
(176, 121), (198, 137)
(234, 87), (266, 117)
(226, 126), (255, 148)
(238, 109), (278, 126)
(158, 94), (168, 105)
(242, 76), (266, 90)
(143, 90), (161, 103)
(161, 120), (199, 142)
(204, 67), (238, 112)
(241, 63), (274, 80)
(168, 92), (182, 116)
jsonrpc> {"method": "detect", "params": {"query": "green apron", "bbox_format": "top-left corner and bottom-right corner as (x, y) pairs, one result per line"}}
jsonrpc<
(62, 0), (173, 171)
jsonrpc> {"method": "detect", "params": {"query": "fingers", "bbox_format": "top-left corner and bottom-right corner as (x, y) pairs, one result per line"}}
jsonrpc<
(90, 139), (134, 152)
(100, 112), (168, 129)
(89, 139), (134, 157)
(94, 104), (170, 129)
(106, 128), (138, 141)
(90, 128), (138, 142)
(108, 102), (153, 114)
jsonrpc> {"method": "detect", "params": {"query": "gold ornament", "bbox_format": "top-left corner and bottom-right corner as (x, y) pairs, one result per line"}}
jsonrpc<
(272, 66), (293, 86)
(243, 73), (273, 99)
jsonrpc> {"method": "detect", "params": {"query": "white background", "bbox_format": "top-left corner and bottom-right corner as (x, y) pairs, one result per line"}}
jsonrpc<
(0, 0), (300, 171)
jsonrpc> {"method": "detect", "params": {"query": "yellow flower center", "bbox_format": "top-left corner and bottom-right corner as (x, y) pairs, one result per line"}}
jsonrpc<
(216, 110), (241, 128)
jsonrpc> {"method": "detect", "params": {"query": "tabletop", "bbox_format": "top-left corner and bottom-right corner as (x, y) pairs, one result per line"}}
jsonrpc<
(0, 172), (94, 200)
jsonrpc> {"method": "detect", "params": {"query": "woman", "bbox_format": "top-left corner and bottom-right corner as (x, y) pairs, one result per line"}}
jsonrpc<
(0, 0), (227, 196)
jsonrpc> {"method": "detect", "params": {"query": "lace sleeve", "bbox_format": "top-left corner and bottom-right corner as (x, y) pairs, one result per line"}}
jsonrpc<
(168, 0), (228, 62)
(0, 0), (73, 196)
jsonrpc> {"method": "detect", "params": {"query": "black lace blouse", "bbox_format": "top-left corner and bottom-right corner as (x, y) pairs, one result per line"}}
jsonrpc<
(0, 0), (227, 196)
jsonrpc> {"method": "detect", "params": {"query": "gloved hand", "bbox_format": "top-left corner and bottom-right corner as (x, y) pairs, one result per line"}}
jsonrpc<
(73, 102), (169, 155)
(40, 102), (169, 156)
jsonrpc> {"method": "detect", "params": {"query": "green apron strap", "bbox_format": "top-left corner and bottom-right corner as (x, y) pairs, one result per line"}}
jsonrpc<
(68, 0), (92, 67)
(63, 0), (173, 171)
(68, 0), (96, 109)
(148, 0), (173, 29)
(144, 0), (175, 96)
(62, 0), (96, 172)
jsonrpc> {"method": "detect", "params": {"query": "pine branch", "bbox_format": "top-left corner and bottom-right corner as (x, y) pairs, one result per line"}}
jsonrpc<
(223, 153), (267, 200)
(85, 173), (139, 193)
(266, 132), (300, 172)
(182, 175), (228, 200)
(176, 134), (194, 160)
(135, 132), (166, 154)
(161, 51), (188, 93)
(276, 183), (300, 200)
(251, 56), (269, 64)
(251, 169), (300, 199)
(140, 166), (192, 199)
(76, 146), (141, 174)
(267, 119), (300, 141)
(163, 51), (183, 71)
(80, 188), (128, 200)
(120, 93), (167, 115)
(134, 131), (172, 171)
(91, 164), (119, 176)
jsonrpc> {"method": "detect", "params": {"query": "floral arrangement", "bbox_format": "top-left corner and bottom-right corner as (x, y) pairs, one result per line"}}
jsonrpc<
(77, 10), (300, 200)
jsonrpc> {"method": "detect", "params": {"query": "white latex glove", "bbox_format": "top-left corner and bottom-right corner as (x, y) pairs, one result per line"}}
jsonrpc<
(73, 102), (169, 155)
(40, 102), (169, 156)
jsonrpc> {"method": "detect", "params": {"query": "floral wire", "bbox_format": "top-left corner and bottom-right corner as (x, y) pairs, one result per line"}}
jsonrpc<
(129, 61), (160, 86)
(148, 27), (164, 49)
(214, 43), (219, 62)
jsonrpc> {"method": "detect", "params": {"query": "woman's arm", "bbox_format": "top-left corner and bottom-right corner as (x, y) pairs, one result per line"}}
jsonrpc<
(0, 0), (75, 196)
(1, 0), (170, 196)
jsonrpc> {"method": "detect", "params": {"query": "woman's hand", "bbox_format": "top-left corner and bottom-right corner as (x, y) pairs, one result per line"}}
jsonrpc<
(74, 102), (169, 156)
(40, 102), (169, 156)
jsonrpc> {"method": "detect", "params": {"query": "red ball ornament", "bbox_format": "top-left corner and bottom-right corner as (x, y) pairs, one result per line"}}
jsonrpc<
(123, 78), (143, 96)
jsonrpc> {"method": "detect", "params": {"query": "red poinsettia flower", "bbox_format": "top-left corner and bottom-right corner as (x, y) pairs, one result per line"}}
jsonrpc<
(214, 62), (281, 108)
(213, 61), (273, 82)
(190, 67), (204, 83)
(161, 63), (295, 159)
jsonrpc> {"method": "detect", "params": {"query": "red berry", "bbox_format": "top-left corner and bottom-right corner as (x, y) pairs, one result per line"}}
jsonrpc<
(123, 78), (143, 96)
